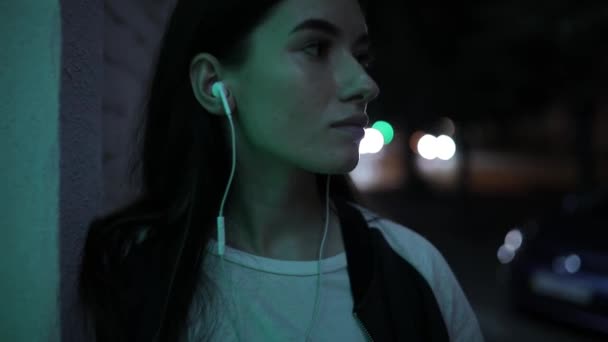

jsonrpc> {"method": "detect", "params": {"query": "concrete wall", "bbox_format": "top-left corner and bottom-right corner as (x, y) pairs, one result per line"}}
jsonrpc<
(0, 1), (62, 341)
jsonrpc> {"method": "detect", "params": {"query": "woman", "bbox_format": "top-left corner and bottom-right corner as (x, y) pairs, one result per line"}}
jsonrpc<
(79, 0), (484, 341)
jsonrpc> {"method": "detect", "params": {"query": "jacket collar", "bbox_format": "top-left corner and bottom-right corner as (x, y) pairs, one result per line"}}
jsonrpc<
(333, 197), (375, 309)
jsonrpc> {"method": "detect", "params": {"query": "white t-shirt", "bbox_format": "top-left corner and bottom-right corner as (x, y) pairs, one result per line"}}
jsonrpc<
(185, 204), (484, 342)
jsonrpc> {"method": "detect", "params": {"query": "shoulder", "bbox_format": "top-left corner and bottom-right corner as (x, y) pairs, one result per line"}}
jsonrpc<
(348, 202), (484, 341)
(347, 201), (455, 290)
(347, 202), (443, 270)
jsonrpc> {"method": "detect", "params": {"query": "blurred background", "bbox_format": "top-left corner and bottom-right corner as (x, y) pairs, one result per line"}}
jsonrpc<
(102, 0), (608, 341)
(353, 1), (608, 341)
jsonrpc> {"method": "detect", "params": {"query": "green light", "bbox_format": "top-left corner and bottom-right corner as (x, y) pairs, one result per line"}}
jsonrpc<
(371, 120), (394, 144)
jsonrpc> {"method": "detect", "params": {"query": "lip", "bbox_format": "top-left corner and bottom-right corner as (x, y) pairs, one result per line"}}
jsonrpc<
(330, 114), (369, 128)
(332, 125), (366, 140)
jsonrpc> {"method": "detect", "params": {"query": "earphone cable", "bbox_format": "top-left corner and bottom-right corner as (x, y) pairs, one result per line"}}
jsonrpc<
(304, 174), (331, 341)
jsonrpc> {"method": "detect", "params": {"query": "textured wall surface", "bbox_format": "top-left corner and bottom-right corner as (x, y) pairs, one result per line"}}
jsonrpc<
(57, 0), (175, 340)
(59, 0), (103, 340)
(102, 0), (176, 214)
(0, 1), (61, 341)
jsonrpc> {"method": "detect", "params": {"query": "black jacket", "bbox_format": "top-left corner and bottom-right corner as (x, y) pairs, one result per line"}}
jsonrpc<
(333, 198), (449, 341)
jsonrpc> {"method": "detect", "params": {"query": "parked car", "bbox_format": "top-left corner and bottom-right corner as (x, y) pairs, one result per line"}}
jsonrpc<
(498, 190), (608, 335)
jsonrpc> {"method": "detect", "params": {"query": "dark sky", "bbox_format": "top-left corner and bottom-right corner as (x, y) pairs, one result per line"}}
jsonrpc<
(367, 0), (608, 125)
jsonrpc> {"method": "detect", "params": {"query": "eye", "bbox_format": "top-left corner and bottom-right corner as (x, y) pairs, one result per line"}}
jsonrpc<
(303, 40), (331, 58)
(303, 40), (377, 70)
(357, 51), (377, 70)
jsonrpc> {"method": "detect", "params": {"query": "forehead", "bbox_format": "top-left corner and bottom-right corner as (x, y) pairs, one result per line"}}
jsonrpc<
(261, 0), (368, 39)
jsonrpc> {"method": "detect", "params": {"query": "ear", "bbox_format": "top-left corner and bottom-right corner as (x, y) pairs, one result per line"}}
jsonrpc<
(189, 53), (235, 116)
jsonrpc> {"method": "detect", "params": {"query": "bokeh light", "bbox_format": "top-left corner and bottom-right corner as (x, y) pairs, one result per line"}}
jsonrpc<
(409, 130), (426, 154)
(371, 120), (395, 145)
(439, 117), (456, 136)
(417, 134), (438, 160)
(504, 228), (523, 251)
(551, 255), (582, 274)
(415, 134), (457, 161)
(564, 254), (582, 274)
(497, 244), (516, 264)
(359, 128), (385, 154)
(436, 135), (457, 160)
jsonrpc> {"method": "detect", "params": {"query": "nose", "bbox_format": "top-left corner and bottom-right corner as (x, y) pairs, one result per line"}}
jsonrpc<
(340, 63), (380, 105)
(360, 75), (380, 103)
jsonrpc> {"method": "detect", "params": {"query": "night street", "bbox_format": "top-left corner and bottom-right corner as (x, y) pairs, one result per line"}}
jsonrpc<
(365, 190), (606, 342)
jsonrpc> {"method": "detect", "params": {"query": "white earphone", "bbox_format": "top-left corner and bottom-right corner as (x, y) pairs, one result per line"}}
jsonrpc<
(212, 81), (232, 117)
(212, 81), (235, 257)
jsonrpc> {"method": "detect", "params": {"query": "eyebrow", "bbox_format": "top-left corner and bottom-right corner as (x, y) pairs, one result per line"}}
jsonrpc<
(289, 18), (371, 48)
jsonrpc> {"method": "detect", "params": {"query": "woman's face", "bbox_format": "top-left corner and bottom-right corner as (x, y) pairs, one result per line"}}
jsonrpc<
(228, 0), (380, 174)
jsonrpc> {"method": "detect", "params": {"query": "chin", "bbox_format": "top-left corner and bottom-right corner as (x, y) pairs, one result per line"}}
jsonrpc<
(305, 143), (362, 174)
(327, 152), (361, 174)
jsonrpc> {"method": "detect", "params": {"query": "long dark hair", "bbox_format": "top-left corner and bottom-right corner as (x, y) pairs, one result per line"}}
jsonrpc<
(79, 0), (372, 341)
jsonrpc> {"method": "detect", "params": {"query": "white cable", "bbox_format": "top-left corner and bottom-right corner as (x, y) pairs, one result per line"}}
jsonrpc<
(304, 175), (331, 341)
(214, 82), (245, 341)
(216, 82), (236, 257)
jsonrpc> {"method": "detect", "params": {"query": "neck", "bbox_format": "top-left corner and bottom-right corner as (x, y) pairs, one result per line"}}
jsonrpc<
(217, 174), (341, 260)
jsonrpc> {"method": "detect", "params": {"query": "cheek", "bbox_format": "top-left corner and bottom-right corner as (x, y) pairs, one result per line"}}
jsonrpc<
(281, 76), (335, 126)
(278, 58), (335, 104)
(262, 86), (326, 131)
(239, 60), (334, 139)
(238, 100), (291, 147)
